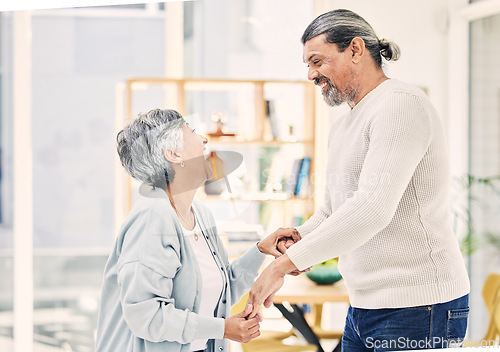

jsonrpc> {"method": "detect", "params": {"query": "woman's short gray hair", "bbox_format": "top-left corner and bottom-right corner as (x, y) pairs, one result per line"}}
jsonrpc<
(301, 9), (401, 67)
(116, 108), (185, 188)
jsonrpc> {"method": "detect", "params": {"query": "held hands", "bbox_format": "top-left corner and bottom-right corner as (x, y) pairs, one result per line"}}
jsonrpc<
(250, 228), (310, 318)
(257, 227), (301, 258)
(247, 255), (297, 318)
(257, 227), (310, 276)
(223, 304), (261, 343)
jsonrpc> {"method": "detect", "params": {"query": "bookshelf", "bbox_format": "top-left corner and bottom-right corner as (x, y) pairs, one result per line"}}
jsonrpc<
(117, 78), (319, 248)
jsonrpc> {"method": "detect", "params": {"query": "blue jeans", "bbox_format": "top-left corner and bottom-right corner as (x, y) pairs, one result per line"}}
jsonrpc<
(341, 295), (469, 352)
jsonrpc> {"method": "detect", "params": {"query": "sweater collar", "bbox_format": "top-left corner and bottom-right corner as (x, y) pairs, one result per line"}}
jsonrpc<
(351, 78), (395, 114)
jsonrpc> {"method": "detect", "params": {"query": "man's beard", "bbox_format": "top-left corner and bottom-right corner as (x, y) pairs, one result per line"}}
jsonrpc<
(315, 77), (359, 107)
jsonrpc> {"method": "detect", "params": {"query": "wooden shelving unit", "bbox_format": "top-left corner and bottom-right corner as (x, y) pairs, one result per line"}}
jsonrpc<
(119, 78), (318, 229)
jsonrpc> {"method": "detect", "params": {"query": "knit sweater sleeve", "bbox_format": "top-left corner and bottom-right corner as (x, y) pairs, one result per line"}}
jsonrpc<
(286, 93), (433, 270)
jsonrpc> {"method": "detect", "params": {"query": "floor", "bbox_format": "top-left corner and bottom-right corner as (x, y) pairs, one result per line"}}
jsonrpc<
(0, 302), (348, 352)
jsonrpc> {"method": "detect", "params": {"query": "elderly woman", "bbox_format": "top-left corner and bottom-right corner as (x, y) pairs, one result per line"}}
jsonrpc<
(95, 109), (298, 352)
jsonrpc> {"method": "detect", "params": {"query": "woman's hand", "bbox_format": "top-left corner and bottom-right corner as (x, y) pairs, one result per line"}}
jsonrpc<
(257, 227), (301, 258)
(247, 254), (297, 318)
(223, 304), (261, 343)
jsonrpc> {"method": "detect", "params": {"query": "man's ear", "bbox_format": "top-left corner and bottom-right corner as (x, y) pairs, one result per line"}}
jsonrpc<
(164, 149), (182, 164)
(350, 37), (365, 63)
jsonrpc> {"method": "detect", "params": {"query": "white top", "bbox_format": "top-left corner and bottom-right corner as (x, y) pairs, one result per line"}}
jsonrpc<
(287, 79), (470, 309)
(182, 219), (224, 351)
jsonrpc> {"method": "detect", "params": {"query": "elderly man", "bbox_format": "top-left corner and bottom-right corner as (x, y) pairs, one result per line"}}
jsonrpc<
(248, 9), (470, 351)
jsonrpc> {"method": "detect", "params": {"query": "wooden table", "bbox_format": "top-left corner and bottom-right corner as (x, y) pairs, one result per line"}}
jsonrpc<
(274, 274), (349, 304)
(273, 275), (349, 352)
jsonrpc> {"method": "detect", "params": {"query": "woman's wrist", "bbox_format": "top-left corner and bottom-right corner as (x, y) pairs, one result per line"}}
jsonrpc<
(270, 254), (297, 277)
(256, 241), (264, 254)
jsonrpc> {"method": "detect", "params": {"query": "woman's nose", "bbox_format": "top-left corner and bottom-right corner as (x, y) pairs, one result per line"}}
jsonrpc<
(200, 135), (208, 144)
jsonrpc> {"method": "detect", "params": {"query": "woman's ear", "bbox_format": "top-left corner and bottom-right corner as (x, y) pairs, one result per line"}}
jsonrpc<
(164, 149), (182, 164)
(350, 37), (365, 63)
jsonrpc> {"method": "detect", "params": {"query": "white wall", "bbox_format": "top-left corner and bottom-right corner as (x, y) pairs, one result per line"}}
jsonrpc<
(316, 0), (450, 129)
(30, 12), (165, 248)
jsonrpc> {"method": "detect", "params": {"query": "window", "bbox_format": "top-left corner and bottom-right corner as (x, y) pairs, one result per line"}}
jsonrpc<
(0, 11), (14, 351)
(468, 12), (500, 339)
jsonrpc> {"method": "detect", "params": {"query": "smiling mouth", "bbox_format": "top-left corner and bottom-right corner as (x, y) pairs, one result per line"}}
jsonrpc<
(315, 78), (330, 92)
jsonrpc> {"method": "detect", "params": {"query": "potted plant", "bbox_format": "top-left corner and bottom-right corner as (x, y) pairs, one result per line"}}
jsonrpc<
(305, 258), (342, 285)
(451, 174), (500, 257)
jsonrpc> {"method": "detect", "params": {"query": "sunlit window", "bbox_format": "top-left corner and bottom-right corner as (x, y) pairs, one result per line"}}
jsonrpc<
(468, 12), (500, 339)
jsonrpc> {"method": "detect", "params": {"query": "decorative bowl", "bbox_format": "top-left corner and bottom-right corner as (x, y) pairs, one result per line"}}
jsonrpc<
(306, 262), (342, 285)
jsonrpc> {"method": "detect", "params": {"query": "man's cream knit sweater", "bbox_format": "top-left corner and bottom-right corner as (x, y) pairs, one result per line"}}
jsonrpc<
(287, 79), (470, 309)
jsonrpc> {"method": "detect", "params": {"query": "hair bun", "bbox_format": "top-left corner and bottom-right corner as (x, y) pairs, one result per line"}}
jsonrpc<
(379, 38), (401, 62)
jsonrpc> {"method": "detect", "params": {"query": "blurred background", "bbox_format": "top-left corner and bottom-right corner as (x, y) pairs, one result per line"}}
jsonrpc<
(1, 0), (500, 351)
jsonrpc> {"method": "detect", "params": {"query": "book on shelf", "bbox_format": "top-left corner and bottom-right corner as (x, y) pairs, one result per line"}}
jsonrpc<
(265, 100), (279, 140)
(285, 156), (311, 197)
(285, 158), (303, 195)
(295, 156), (311, 197)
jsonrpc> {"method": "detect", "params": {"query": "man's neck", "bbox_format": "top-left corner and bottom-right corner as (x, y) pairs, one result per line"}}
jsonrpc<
(349, 71), (389, 109)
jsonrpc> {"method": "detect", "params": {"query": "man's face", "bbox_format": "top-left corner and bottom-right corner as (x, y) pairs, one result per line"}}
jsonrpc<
(303, 34), (359, 106)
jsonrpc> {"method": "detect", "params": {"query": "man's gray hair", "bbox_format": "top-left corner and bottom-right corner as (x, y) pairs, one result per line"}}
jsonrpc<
(116, 108), (185, 188)
(301, 9), (401, 67)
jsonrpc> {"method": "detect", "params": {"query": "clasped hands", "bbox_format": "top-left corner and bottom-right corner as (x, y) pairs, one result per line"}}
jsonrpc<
(256, 227), (301, 259)
(256, 227), (306, 276)
(226, 227), (307, 343)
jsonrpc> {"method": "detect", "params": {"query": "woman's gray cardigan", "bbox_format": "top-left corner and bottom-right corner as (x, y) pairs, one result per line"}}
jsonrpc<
(95, 185), (266, 352)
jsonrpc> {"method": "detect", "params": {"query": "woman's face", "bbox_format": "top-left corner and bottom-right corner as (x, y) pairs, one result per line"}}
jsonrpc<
(178, 123), (213, 183)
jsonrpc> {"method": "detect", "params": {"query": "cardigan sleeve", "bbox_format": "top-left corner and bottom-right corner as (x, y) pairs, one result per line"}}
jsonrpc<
(116, 204), (225, 344)
(118, 262), (225, 343)
(226, 244), (266, 305)
(286, 93), (433, 270)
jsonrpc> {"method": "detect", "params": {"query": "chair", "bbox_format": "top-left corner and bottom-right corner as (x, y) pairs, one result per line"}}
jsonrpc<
(464, 273), (500, 346)
(230, 294), (317, 352)
(481, 273), (500, 342)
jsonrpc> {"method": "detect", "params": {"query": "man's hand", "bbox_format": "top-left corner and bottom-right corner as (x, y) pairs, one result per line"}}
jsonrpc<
(223, 304), (261, 343)
(277, 237), (296, 255)
(247, 254), (298, 318)
(257, 227), (301, 258)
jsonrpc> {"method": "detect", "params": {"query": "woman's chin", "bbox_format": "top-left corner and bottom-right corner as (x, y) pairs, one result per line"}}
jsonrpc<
(206, 168), (214, 181)
(205, 161), (214, 181)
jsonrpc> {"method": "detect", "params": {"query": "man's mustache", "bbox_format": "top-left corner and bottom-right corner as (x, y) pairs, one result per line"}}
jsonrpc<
(314, 76), (331, 86)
